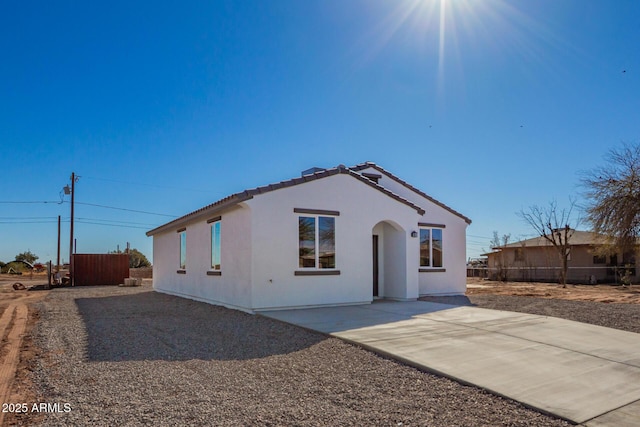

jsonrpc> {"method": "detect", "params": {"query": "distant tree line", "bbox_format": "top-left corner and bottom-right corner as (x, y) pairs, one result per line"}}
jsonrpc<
(1, 248), (151, 273)
(109, 248), (151, 268)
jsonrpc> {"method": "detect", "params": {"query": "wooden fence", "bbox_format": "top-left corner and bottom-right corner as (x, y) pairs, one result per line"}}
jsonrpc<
(73, 253), (129, 286)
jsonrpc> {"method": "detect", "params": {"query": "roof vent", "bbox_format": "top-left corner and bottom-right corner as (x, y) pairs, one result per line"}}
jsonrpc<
(301, 167), (325, 176)
(361, 172), (381, 183)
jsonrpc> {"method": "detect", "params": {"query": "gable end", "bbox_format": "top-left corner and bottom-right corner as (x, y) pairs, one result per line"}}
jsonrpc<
(351, 162), (472, 224)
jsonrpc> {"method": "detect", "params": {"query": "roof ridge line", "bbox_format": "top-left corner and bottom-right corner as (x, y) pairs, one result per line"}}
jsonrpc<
(147, 164), (426, 236)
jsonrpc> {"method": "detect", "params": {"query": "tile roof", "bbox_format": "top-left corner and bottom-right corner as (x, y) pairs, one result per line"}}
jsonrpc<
(350, 162), (472, 224)
(146, 164), (426, 236)
(493, 230), (609, 249)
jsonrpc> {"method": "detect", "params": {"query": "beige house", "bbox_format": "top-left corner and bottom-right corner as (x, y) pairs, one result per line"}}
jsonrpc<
(484, 231), (637, 284)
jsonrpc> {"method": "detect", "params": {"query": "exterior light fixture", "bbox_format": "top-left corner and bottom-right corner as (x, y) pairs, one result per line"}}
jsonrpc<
(411, 231), (418, 238)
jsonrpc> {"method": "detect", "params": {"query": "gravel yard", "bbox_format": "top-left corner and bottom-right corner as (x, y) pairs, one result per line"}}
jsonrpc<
(468, 295), (640, 334)
(421, 294), (640, 334)
(25, 285), (573, 426)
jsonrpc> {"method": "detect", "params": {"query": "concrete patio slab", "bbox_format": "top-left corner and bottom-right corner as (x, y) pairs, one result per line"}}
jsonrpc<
(260, 300), (640, 425)
(586, 399), (640, 427)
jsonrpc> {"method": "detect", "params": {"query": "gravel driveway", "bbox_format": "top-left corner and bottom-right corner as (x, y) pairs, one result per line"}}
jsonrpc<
(27, 285), (575, 426)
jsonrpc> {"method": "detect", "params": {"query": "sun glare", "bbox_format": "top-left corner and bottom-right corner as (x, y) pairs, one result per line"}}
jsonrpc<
(354, 0), (566, 94)
(438, 0), (447, 88)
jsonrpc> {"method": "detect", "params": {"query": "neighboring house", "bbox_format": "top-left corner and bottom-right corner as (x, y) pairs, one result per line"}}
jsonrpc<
(484, 230), (637, 283)
(146, 162), (471, 312)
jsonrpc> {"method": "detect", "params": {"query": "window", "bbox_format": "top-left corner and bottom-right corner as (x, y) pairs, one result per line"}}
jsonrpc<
(211, 220), (221, 270)
(298, 215), (335, 269)
(420, 228), (443, 268)
(179, 230), (186, 270)
(623, 252), (636, 265)
(515, 248), (525, 262)
(593, 255), (606, 265)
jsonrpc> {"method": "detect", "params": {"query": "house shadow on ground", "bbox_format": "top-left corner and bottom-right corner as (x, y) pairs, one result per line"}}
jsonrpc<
(75, 290), (326, 363)
(418, 295), (476, 306)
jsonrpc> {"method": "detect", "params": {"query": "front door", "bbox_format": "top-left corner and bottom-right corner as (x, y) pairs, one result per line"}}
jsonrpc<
(372, 235), (379, 297)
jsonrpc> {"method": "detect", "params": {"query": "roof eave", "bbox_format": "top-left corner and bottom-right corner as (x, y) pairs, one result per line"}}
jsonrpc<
(146, 192), (254, 236)
(146, 163), (427, 236)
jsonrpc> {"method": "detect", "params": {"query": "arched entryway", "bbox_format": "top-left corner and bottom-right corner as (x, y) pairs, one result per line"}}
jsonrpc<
(371, 220), (407, 299)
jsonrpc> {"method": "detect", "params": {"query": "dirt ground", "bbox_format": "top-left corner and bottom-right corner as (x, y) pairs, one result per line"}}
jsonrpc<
(466, 276), (640, 304)
(2, 275), (639, 425)
(0, 274), (50, 426)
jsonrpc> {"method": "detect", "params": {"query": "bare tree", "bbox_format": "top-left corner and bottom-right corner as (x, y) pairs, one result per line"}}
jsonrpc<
(518, 199), (580, 287)
(487, 231), (511, 281)
(581, 142), (640, 255)
(489, 231), (511, 250)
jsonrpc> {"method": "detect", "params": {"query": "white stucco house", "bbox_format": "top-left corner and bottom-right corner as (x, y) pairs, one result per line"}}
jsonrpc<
(146, 162), (471, 312)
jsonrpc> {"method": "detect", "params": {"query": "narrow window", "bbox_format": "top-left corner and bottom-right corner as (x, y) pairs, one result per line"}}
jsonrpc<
(299, 217), (316, 268)
(319, 216), (335, 269)
(179, 231), (186, 270)
(211, 221), (221, 270)
(432, 228), (443, 267)
(420, 229), (431, 267)
(420, 227), (444, 268)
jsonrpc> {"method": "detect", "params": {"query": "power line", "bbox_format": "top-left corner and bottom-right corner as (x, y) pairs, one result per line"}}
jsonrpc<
(0, 222), (57, 224)
(0, 216), (59, 220)
(0, 219), (153, 230)
(0, 214), (160, 227)
(66, 201), (177, 217)
(467, 234), (492, 239)
(467, 237), (489, 242)
(75, 217), (160, 227)
(75, 220), (151, 230)
(83, 175), (220, 194)
(0, 201), (62, 204)
(467, 239), (488, 243)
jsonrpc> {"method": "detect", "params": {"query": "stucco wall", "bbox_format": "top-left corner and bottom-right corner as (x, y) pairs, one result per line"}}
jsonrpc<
(151, 204), (252, 311)
(358, 167), (469, 295)
(247, 173), (421, 310)
(381, 221), (411, 299)
(151, 167), (468, 311)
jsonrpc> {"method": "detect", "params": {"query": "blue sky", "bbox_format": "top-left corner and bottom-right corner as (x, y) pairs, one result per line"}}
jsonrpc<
(1, 0), (638, 264)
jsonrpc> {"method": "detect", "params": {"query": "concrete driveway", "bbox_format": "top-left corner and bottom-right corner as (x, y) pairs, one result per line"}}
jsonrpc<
(260, 300), (640, 426)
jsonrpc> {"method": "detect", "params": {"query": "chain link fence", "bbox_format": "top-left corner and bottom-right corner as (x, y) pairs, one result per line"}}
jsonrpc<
(467, 265), (637, 284)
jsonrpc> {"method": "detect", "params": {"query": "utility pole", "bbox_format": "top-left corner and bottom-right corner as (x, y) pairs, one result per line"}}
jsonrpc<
(57, 215), (61, 272)
(64, 172), (77, 286)
(70, 172), (75, 286)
